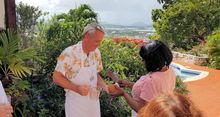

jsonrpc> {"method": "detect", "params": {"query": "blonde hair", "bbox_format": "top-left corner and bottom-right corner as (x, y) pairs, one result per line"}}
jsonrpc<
(138, 93), (203, 117)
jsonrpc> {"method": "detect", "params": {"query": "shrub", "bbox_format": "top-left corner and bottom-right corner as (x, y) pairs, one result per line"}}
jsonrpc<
(99, 39), (146, 116)
(206, 30), (220, 69)
(100, 39), (189, 116)
(175, 76), (189, 95)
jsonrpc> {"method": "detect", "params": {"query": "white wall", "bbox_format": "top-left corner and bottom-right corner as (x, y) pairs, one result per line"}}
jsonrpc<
(0, 0), (5, 30)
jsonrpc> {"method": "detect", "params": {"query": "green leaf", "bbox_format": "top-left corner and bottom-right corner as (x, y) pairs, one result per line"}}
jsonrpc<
(8, 62), (32, 78)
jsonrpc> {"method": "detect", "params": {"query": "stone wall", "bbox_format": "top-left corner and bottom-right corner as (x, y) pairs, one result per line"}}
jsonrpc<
(172, 51), (209, 65)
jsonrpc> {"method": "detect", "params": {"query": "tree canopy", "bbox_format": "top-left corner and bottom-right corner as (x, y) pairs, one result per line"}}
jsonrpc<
(153, 0), (220, 50)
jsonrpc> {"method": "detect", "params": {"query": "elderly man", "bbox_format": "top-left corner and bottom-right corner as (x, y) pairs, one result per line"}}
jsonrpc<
(53, 23), (108, 117)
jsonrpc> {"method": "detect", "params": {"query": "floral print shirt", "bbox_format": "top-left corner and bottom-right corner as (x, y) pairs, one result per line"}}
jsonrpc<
(55, 41), (103, 80)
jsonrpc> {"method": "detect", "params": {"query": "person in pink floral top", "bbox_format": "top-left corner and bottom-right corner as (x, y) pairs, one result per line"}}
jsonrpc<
(108, 40), (176, 117)
(53, 23), (108, 117)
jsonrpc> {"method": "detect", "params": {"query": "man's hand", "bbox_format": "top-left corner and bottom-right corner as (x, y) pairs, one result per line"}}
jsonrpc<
(0, 104), (13, 117)
(76, 85), (89, 96)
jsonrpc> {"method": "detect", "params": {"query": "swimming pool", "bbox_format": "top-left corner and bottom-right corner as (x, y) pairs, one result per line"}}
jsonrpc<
(170, 63), (209, 82)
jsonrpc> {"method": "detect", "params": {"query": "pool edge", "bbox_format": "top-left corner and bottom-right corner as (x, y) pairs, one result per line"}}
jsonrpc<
(171, 62), (209, 82)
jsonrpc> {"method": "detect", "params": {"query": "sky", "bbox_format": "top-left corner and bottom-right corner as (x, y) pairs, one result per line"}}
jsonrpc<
(15, 0), (162, 26)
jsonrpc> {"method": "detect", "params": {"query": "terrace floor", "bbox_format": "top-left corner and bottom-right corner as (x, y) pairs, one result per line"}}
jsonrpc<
(174, 60), (220, 117)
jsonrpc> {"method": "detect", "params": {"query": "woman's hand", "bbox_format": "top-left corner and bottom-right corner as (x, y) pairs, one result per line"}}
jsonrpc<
(108, 85), (124, 97)
(106, 70), (134, 88)
(0, 104), (13, 117)
(106, 70), (119, 82)
(117, 79), (134, 88)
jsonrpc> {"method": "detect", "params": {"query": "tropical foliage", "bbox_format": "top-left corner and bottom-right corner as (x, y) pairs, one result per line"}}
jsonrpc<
(16, 2), (44, 49)
(99, 39), (145, 116)
(47, 4), (97, 42)
(0, 30), (41, 83)
(153, 0), (220, 50)
(206, 29), (220, 69)
(11, 4), (100, 117)
(3, 1), (218, 116)
(0, 29), (42, 117)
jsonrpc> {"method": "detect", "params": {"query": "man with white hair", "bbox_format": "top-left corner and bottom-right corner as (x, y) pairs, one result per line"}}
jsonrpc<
(53, 23), (108, 117)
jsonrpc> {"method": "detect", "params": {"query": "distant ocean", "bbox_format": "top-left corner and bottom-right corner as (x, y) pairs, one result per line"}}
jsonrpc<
(101, 24), (155, 39)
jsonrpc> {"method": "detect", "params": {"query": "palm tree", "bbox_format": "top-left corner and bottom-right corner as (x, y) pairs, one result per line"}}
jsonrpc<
(0, 29), (42, 86)
(55, 4), (98, 40)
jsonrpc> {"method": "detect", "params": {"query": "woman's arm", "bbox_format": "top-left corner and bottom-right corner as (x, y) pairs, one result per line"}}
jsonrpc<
(106, 70), (134, 89)
(118, 80), (135, 89)
(123, 92), (147, 112)
(109, 86), (147, 113)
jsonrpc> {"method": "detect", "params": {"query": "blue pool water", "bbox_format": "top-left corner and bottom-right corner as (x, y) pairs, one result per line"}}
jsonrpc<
(170, 64), (201, 81)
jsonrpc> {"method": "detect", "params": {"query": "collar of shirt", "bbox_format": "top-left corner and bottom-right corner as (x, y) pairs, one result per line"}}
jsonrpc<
(77, 41), (96, 67)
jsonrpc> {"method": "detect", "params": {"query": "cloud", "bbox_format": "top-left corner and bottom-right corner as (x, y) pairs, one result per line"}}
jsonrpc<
(16, 0), (61, 14)
(16, 0), (162, 25)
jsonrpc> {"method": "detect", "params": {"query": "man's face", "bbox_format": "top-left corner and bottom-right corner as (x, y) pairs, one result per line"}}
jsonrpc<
(87, 30), (104, 51)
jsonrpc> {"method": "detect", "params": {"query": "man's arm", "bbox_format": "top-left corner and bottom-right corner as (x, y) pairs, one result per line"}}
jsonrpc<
(97, 73), (108, 92)
(53, 71), (89, 96)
